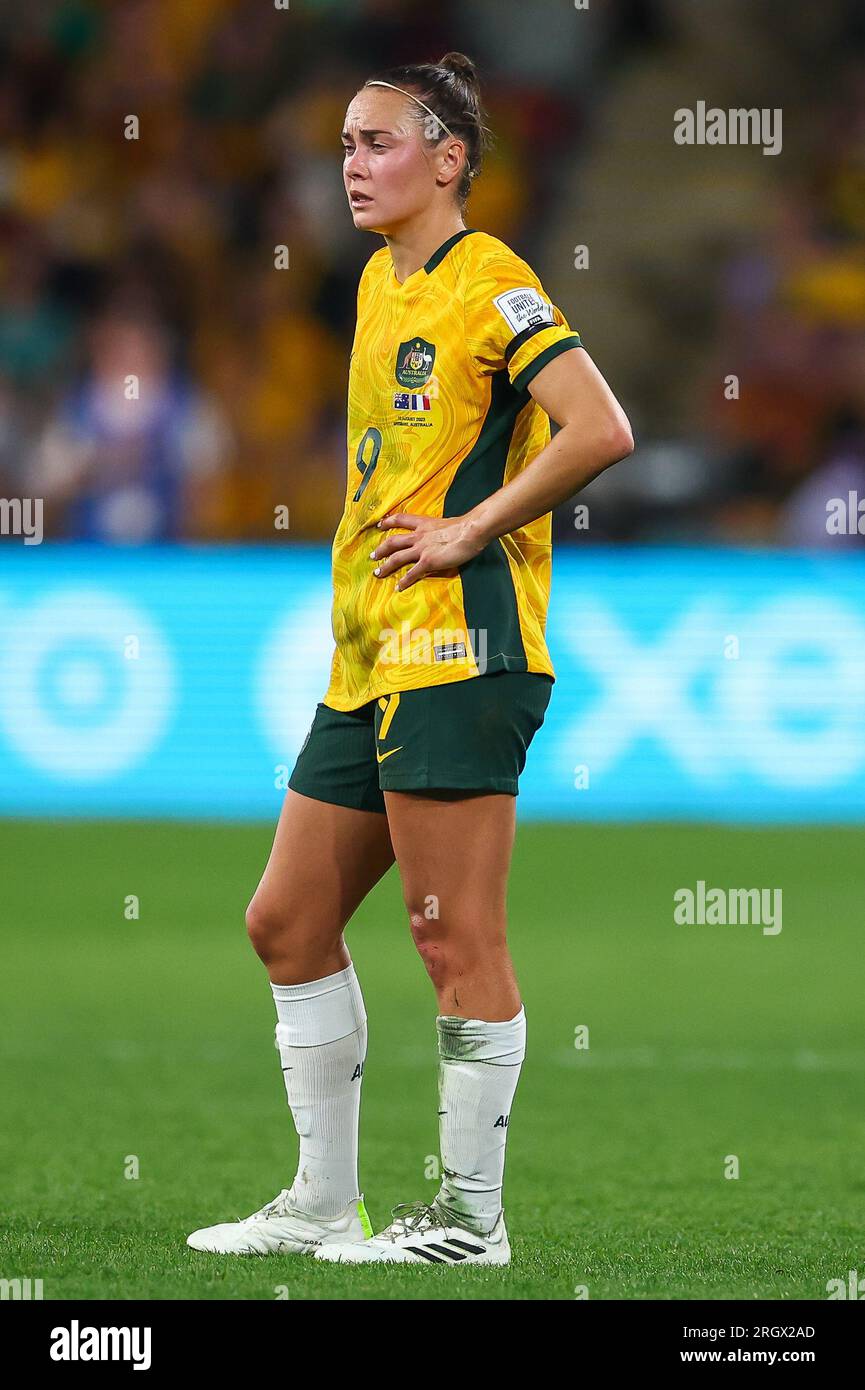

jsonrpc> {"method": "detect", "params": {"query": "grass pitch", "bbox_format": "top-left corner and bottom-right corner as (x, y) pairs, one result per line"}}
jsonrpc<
(1, 819), (863, 1300)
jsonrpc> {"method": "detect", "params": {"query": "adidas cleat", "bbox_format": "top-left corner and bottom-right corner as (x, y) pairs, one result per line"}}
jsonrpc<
(186, 1189), (373, 1255)
(314, 1200), (510, 1266)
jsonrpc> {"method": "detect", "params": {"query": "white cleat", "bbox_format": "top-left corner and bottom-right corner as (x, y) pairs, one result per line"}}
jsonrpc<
(314, 1200), (510, 1266)
(186, 1189), (373, 1255)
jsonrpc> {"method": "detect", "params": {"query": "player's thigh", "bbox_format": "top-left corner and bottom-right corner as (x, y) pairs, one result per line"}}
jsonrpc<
(384, 789), (516, 935)
(249, 695), (394, 940)
(377, 672), (549, 934)
(248, 789), (395, 939)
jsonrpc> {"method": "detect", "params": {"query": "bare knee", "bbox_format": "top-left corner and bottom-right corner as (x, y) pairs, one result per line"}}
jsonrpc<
(409, 909), (448, 984)
(408, 904), (509, 984)
(245, 895), (286, 962)
(246, 894), (346, 975)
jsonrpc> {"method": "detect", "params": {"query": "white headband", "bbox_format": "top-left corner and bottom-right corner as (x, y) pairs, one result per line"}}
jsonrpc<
(365, 80), (456, 140)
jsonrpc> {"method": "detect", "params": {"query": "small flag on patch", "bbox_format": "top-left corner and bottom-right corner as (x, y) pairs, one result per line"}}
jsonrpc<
(394, 392), (431, 411)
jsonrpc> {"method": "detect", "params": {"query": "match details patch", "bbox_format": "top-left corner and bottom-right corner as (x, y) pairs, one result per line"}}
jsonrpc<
(492, 286), (555, 336)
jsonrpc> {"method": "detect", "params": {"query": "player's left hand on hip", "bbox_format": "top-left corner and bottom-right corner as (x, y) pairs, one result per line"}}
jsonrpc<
(370, 512), (487, 590)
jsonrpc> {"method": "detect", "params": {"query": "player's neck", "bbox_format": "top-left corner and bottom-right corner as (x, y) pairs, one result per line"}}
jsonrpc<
(385, 215), (467, 285)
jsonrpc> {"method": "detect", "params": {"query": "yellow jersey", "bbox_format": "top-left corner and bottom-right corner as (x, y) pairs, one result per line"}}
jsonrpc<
(324, 227), (582, 711)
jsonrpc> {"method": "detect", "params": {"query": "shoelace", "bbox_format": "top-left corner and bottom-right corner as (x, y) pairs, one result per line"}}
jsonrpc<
(240, 1189), (292, 1224)
(379, 1200), (447, 1243)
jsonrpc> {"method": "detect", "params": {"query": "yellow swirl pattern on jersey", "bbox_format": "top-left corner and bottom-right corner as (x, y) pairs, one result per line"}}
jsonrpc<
(324, 228), (582, 711)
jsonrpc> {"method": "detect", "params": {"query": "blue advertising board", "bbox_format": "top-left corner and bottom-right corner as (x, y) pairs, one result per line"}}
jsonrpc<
(0, 545), (863, 821)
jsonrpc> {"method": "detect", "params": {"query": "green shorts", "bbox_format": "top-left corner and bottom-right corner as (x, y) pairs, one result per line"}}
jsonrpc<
(288, 671), (553, 813)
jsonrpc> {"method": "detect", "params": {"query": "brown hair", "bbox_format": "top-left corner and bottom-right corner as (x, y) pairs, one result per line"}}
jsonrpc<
(363, 52), (492, 210)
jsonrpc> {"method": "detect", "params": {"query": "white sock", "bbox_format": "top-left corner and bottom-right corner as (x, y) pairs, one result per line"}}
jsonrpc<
(271, 963), (366, 1219)
(434, 1006), (526, 1235)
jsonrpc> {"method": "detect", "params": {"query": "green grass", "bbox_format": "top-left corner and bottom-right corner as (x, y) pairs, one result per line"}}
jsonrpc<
(1, 819), (863, 1300)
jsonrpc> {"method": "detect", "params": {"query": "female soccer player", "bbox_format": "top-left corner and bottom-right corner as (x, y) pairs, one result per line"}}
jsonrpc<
(188, 52), (633, 1266)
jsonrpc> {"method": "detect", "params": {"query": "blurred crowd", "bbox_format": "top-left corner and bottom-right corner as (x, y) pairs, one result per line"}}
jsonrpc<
(0, 0), (863, 546)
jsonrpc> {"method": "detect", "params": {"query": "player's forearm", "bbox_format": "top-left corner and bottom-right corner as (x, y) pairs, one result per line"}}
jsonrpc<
(464, 419), (634, 547)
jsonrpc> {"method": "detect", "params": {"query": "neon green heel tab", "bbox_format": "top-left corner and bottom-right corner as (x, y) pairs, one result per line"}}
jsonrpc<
(357, 1197), (374, 1239)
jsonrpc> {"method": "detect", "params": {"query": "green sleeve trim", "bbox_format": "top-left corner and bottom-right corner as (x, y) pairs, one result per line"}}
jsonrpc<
(511, 333), (583, 394)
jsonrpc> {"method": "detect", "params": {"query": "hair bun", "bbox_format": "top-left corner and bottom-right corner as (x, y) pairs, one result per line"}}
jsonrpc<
(438, 51), (478, 85)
